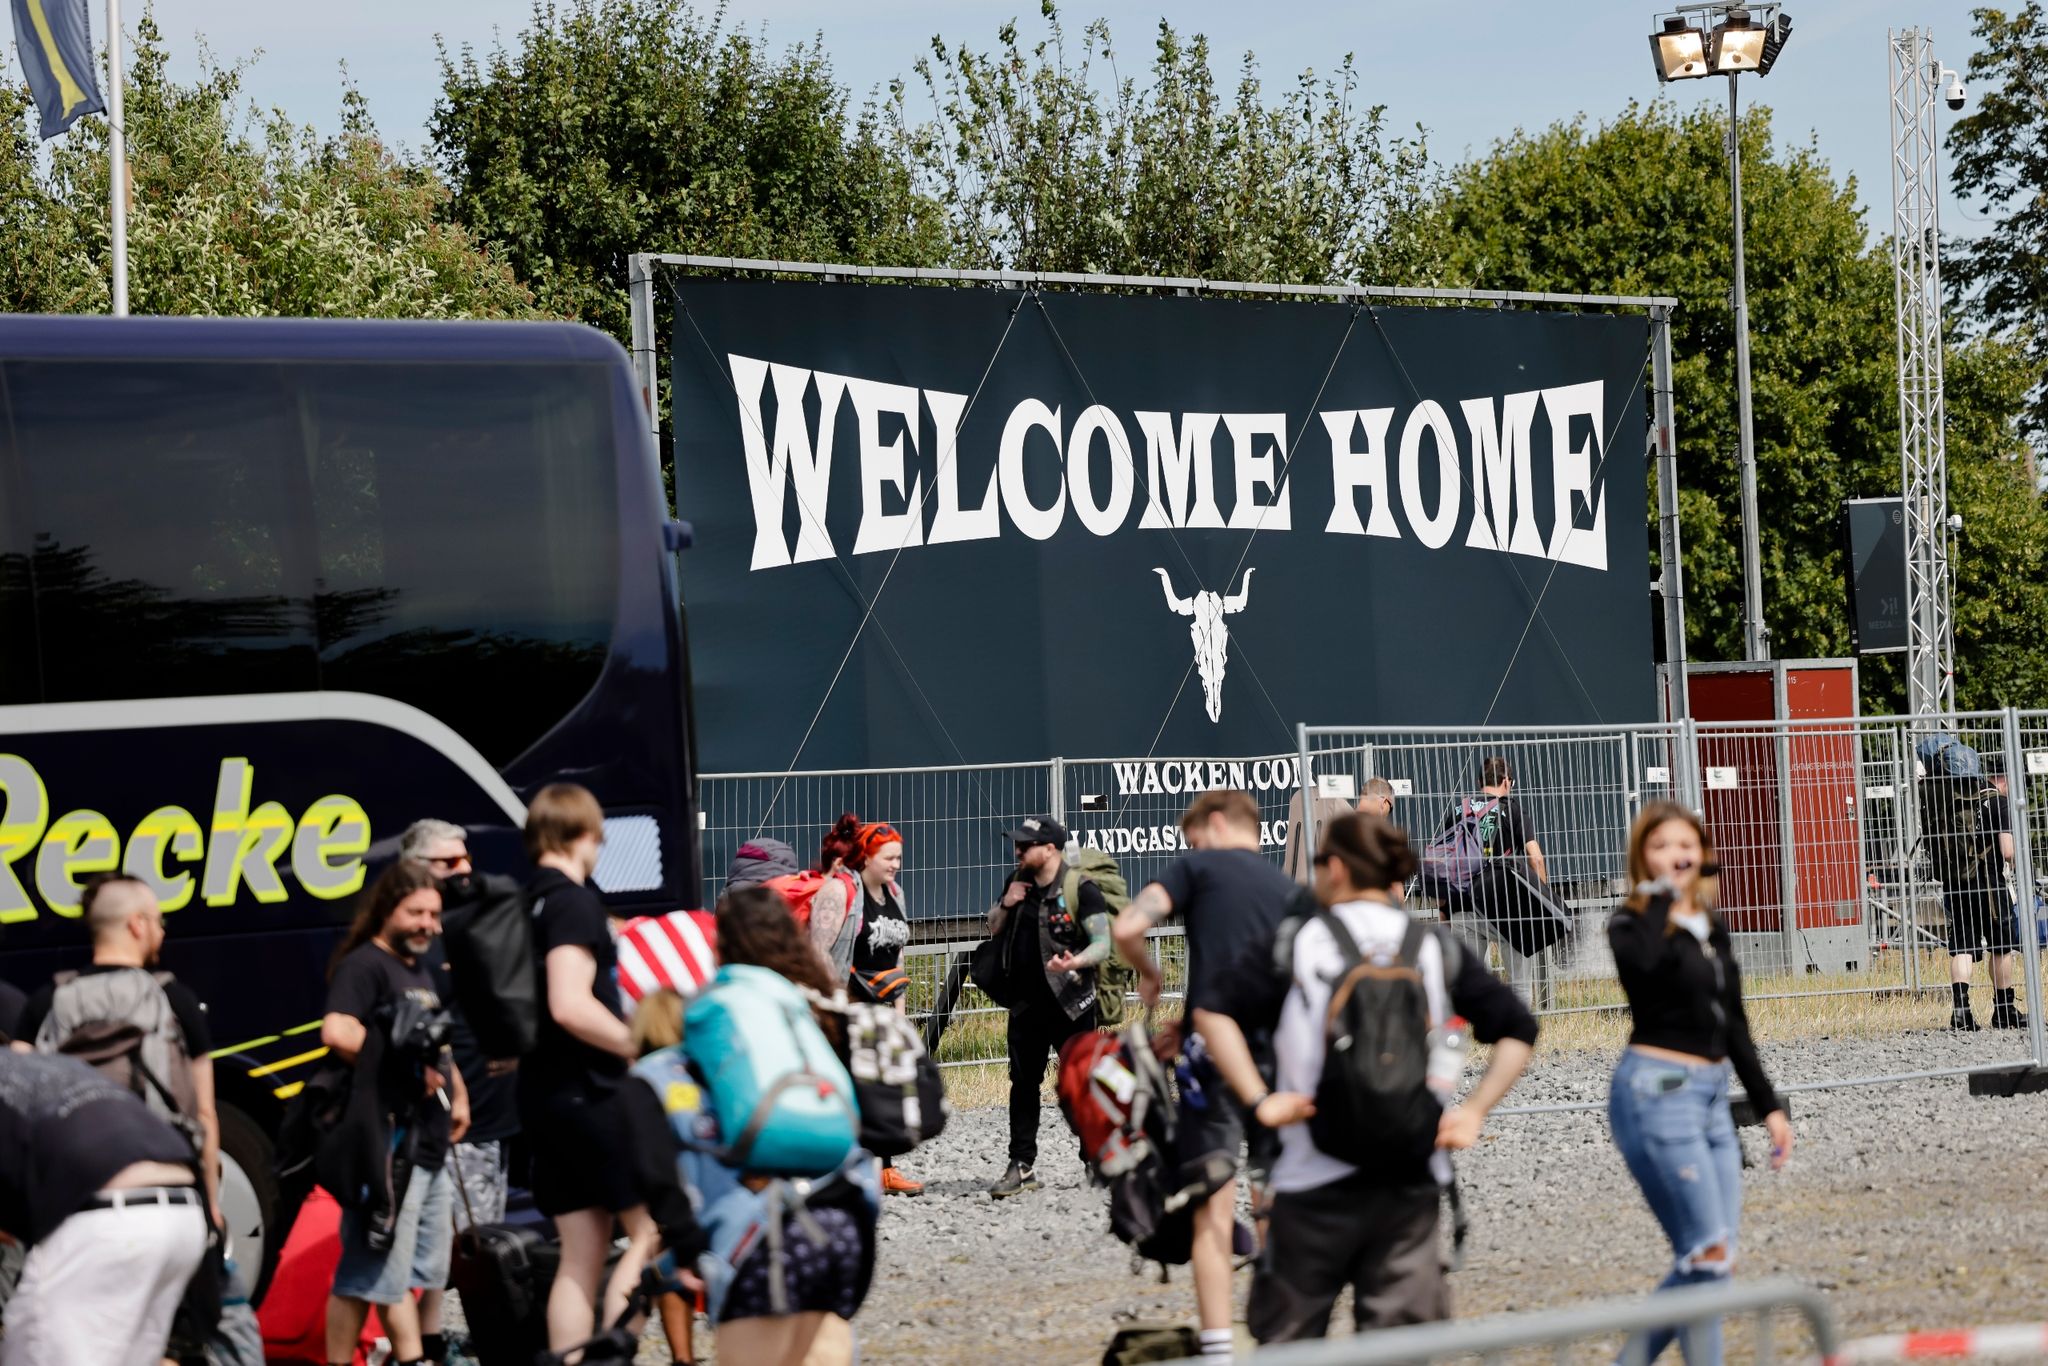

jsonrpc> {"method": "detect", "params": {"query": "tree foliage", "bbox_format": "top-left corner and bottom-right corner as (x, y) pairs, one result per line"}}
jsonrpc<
(429, 0), (948, 342)
(1949, 3), (2048, 440)
(888, 2), (1444, 284)
(0, 16), (539, 320)
(1437, 101), (2048, 708)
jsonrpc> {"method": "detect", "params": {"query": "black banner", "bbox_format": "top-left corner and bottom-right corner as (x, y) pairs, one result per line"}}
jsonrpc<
(1842, 497), (1907, 654)
(673, 281), (1654, 772)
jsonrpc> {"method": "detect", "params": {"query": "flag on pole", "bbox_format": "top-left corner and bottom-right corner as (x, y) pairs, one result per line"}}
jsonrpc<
(11, 0), (104, 139)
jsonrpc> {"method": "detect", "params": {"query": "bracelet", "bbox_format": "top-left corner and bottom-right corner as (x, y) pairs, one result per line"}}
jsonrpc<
(1247, 1089), (1272, 1110)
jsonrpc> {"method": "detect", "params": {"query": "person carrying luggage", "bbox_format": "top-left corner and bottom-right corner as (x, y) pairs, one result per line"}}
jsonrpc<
(1606, 802), (1794, 1365)
(1192, 812), (1537, 1344)
(1112, 790), (1301, 1361)
(639, 886), (879, 1366)
(21, 875), (222, 1230)
(514, 783), (660, 1359)
(983, 816), (1107, 1198)
(1426, 756), (1560, 1005)
(319, 861), (470, 1366)
(0, 1051), (211, 1366)
(829, 820), (924, 1197)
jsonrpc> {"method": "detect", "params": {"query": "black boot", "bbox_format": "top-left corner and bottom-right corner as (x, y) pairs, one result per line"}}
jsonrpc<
(1951, 982), (1980, 1031)
(1990, 988), (2029, 1030)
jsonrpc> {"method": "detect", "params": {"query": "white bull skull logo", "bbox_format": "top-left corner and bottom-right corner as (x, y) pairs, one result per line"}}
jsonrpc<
(1155, 567), (1254, 724)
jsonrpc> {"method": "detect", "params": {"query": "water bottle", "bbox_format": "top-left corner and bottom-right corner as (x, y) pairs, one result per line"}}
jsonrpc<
(1426, 1015), (1469, 1101)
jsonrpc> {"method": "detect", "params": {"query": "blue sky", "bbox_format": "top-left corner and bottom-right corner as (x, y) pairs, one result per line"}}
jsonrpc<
(133, 0), (1993, 243)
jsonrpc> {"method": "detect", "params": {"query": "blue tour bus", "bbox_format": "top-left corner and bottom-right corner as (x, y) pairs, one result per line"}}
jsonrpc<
(0, 314), (703, 1289)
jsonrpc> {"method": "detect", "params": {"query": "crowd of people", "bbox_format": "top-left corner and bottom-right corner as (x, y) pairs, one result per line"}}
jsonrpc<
(1, 740), (2036, 1366)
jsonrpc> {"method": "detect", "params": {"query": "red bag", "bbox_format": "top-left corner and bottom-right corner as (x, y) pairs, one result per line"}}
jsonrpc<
(258, 1187), (387, 1364)
(1056, 1029), (1157, 1179)
(616, 910), (718, 1003)
(764, 870), (857, 931)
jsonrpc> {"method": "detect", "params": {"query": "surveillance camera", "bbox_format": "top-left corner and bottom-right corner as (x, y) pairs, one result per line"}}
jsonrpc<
(1947, 78), (1966, 110)
(1949, 512), (1965, 532)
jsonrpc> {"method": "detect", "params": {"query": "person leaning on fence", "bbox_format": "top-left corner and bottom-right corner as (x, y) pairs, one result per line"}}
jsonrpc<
(1114, 789), (1302, 1361)
(1925, 752), (2027, 1032)
(986, 815), (1108, 1198)
(1192, 812), (1535, 1343)
(1607, 802), (1793, 1366)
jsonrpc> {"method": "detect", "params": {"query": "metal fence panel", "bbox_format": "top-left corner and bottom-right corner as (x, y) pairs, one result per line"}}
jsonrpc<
(699, 761), (1053, 921)
(1060, 752), (1299, 896)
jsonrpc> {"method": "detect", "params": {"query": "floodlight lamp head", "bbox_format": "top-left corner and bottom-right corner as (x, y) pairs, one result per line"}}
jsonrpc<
(1650, 15), (1709, 82)
(1709, 8), (1767, 74)
(1756, 11), (1792, 76)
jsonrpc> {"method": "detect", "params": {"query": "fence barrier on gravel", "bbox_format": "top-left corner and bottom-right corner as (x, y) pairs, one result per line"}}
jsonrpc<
(1153, 1276), (1837, 1364)
(704, 708), (2048, 1096)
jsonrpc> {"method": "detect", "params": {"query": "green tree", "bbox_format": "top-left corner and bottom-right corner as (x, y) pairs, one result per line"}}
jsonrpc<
(429, 0), (949, 343)
(1949, 3), (2048, 442)
(1, 17), (540, 320)
(1437, 101), (2048, 709)
(889, 2), (1444, 284)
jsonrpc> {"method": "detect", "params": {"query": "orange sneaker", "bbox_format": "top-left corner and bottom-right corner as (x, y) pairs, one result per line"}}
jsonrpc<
(881, 1166), (924, 1197)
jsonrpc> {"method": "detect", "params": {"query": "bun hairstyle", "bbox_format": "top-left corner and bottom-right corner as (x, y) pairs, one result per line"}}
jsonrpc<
(1623, 801), (1721, 921)
(818, 813), (864, 873)
(1317, 812), (1418, 893)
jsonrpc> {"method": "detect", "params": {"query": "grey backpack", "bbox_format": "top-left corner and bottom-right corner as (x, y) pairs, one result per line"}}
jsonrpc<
(35, 968), (202, 1146)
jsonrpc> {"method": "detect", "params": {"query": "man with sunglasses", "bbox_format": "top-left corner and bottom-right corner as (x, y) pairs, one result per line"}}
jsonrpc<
(984, 816), (1107, 1198)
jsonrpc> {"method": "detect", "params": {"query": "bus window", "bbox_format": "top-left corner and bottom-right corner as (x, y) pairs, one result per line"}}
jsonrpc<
(5, 361), (317, 702)
(294, 364), (618, 767)
(0, 372), (36, 706)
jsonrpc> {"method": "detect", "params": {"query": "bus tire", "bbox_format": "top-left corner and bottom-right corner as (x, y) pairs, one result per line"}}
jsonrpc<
(218, 1102), (282, 1304)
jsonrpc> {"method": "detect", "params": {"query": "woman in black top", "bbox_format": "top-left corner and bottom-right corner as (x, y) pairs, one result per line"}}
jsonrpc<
(1607, 802), (1794, 1366)
(843, 822), (921, 1197)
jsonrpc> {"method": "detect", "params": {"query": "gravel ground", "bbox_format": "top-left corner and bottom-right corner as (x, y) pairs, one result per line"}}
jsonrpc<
(486, 1029), (2048, 1363)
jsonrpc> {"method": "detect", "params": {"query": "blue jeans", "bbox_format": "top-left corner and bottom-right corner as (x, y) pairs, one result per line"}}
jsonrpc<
(333, 1164), (453, 1305)
(1607, 1050), (1743, 1365)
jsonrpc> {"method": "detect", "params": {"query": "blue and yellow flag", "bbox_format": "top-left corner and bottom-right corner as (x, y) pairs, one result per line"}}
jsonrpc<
(11, 0), (104, 139)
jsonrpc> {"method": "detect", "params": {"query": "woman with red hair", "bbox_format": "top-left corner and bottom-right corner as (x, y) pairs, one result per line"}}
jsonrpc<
(807, 814), (921, 1195)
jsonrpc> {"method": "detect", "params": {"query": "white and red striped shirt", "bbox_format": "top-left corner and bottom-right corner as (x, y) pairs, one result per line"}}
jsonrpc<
(615, 910), (718, 1003)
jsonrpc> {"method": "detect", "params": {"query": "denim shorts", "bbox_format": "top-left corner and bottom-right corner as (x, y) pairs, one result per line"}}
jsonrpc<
(333, 1164), (453, 1304)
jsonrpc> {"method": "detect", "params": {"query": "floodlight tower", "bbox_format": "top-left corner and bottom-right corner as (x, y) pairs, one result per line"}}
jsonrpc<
(1890, 29), (1963, 717)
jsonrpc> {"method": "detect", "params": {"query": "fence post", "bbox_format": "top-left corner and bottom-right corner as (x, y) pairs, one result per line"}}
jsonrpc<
(1679, 716), (1705, 814)
(1296, 723), (1319, 869)
(2001, 707), (2047, 1065)
(1049, 756), (1066, 827)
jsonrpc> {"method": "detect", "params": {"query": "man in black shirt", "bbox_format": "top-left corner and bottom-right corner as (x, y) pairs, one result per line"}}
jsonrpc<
(985, 815), (1105, 1198)
(0, 1051), (209, 1365)
(1115, 789), (1301, 1361)
(321, 862), (468, 1366)
(18, 875), (220, 1226)
(1928, 761), (2026, 1031)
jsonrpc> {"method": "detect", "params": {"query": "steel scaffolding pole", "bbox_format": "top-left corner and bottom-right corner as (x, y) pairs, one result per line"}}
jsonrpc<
(1890, 29), (1956, 718)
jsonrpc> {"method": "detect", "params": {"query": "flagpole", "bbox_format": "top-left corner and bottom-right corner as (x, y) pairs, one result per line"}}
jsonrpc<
(106, 0), (126, 315)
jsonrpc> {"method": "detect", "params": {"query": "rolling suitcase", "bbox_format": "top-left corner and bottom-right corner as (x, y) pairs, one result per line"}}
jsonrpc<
(449, 1221), (554, 1366)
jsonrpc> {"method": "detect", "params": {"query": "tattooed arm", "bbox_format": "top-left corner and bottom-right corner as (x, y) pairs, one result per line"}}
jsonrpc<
(1113, 883), (1175, 1007)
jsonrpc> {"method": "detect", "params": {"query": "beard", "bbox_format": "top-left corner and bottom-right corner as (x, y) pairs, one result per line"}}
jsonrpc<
(400, 932), (435, 958)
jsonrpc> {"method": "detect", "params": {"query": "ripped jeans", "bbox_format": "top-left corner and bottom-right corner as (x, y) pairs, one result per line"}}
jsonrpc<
(1608, 1049), (1743, 1365)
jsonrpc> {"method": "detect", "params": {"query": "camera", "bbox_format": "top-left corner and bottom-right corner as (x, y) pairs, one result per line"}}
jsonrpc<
(387, 994), (454, 1060)
(1945, 69), (1966, 110)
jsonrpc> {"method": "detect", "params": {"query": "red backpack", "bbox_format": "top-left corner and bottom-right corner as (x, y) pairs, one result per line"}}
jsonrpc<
(763, 870), (858, 931)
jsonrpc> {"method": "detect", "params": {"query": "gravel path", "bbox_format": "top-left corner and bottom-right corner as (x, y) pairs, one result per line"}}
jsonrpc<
(541, 1028), (2048, 1363)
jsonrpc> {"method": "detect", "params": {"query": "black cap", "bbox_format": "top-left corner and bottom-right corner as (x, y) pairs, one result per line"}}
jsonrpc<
(1004, 815), (1069, 848)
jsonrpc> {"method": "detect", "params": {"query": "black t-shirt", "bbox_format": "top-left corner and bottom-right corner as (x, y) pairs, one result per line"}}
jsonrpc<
(1438, 794), (1536, 860)
(0, 1052), (197, 1244)
(327, 943), (453, 1169)
(1153, 848), (1300, 1015)
(524, 869), (627, 1102)
(1003, 872), (1108, 1001)
(18, 965), (214, 1056)
(851, 884), (909, 976)
(1925, 780), (2010, 892)
(426, 944), (519, 1145)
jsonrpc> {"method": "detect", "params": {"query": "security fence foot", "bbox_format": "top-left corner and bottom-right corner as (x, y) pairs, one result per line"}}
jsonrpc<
(1967, 1065), (2048, 1098)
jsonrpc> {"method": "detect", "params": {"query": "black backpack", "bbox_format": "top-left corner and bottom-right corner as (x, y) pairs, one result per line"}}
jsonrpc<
(1921, 776), (2002, 891)
(439, 871), (541, 1058)
(837, 996), (950, 1159)
(1307, 913), (1445, 1173)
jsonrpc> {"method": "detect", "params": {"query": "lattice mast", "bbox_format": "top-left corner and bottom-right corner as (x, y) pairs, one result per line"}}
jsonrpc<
(1891, 29), (1956, 716)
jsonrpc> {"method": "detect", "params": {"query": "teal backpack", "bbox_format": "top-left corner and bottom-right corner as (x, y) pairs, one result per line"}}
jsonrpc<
(682, 964), (859, 1176)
